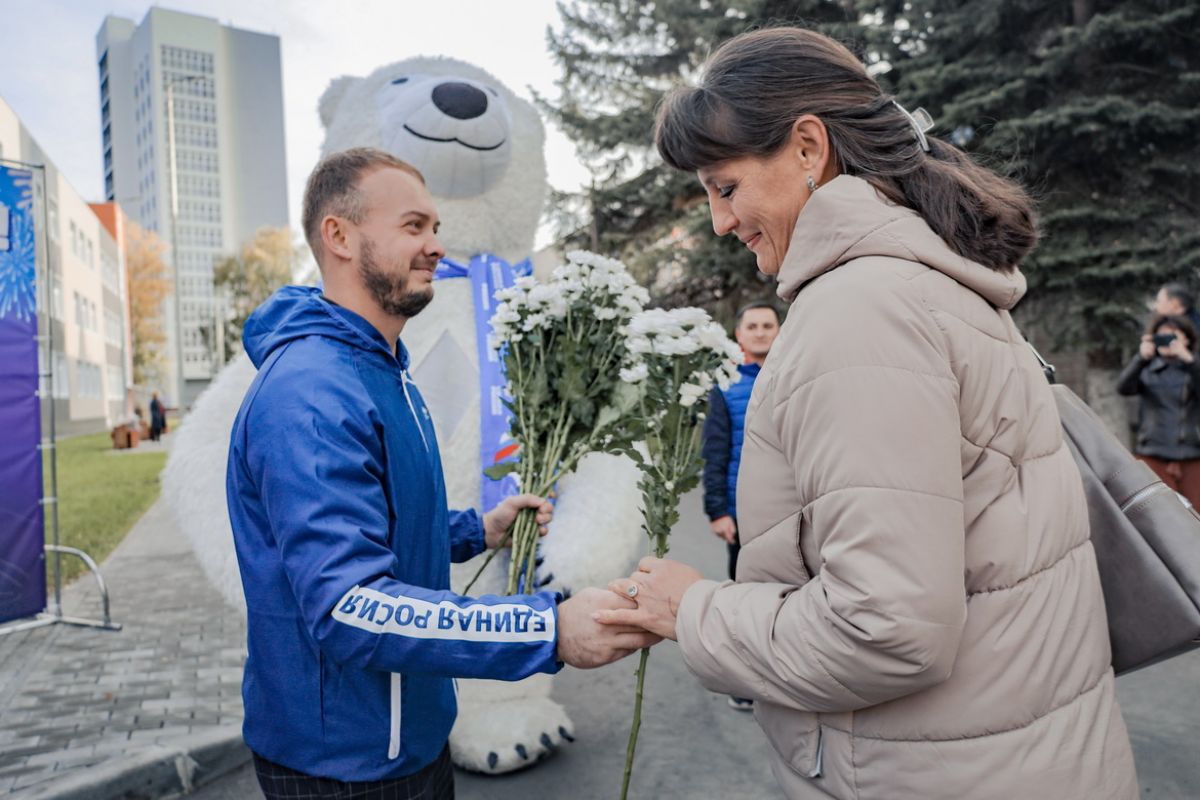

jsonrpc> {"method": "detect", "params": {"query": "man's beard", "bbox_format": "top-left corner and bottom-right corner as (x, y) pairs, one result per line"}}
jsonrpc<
(359, 237), (435, 318)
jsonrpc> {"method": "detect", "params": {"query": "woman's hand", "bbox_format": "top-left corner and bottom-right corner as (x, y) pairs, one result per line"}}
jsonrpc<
(1140, 335), (1156, 361)
(597, 557), (705, 641)
(1166, 335), (1195, 363)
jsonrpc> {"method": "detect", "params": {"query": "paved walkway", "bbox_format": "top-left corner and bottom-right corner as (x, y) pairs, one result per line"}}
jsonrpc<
(0, 493), (247, 796)
(2, 478), (1197, 799)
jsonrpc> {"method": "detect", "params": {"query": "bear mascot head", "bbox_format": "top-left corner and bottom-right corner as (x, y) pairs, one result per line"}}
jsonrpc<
(161, 57), (644, 774)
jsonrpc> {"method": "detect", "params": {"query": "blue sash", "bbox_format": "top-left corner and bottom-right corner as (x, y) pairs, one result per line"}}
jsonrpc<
(434, 255), (530, 512)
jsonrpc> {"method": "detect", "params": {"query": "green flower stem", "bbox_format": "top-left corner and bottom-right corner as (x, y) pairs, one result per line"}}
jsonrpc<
(619, 647), (650, 800)
(619, 523), (671, 800)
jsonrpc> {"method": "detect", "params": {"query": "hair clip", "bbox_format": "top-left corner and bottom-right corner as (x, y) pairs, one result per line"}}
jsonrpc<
(893, 100), (934, 152)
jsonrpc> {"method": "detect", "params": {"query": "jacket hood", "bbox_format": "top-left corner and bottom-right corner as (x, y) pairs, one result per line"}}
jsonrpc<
(775, 175), (1027, 310)
(242, 286), (402, 369)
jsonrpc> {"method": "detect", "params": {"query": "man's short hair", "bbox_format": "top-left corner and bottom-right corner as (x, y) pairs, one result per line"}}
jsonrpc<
(1161, 282), (1195, 313)
(301, 147), (425, 265)
(735, 300), (781, 327)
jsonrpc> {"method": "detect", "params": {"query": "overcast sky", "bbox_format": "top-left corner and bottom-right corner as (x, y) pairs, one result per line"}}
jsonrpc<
(0, 0), (592, 246)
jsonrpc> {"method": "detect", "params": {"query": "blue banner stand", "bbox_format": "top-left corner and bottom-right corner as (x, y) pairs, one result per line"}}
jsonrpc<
(0, 159), (120, 636)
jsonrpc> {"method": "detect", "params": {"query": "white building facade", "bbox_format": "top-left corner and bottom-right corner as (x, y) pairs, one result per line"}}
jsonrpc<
(0, 97), (131, 435)
(96, 8), (288, 406)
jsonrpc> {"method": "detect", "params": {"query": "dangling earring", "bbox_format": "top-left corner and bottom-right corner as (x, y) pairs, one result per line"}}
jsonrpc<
(806, 175), (819, 193)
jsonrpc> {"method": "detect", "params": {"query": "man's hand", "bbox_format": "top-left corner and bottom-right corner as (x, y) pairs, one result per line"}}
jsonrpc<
(601, 557), (706, 641)
(483, 493), (553, 550)
(709, 515), (737, 544)
(556, 588), (661, 668)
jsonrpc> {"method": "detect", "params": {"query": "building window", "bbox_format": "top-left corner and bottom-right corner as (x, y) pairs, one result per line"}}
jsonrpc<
(105, 308), (121, 345)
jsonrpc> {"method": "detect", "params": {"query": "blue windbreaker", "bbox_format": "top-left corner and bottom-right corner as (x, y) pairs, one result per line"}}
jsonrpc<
(226, 286), (562, 781)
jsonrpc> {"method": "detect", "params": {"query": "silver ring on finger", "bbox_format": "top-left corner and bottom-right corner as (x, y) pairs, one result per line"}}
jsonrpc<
(626, 583), (639, 599)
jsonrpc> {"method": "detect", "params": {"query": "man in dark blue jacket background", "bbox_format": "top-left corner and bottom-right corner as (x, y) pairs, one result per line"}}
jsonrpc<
(227, 148), (657, 800)
(700, 301), (780, 710)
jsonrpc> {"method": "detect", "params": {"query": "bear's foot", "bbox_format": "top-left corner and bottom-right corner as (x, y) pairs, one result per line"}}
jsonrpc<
(449, 695), (574, 774)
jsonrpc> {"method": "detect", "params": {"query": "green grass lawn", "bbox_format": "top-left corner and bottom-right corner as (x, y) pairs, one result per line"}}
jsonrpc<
(42, 430), (167, 587)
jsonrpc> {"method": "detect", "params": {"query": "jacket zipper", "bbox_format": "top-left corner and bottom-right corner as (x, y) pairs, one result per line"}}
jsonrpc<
(1119, 482), (1172, 513)
(388, 673), (402, 759)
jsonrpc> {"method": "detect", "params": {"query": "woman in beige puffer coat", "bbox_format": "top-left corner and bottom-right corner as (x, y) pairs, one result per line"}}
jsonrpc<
(597, 27), (1138, 800)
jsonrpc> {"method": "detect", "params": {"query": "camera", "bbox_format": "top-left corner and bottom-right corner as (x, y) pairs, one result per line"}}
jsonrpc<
(1153, 332), (1177, 348)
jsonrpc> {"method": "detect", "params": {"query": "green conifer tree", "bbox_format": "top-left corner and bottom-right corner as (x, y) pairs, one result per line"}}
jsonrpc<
(864, 0), (1200, 357)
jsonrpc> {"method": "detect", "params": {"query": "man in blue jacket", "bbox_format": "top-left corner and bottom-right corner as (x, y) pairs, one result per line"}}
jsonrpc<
(700, 301), (780, 710)
(227, 147), (656, 799)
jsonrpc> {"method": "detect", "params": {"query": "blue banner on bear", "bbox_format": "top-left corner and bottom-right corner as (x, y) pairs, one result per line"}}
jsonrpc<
(0, 165), (45, 624)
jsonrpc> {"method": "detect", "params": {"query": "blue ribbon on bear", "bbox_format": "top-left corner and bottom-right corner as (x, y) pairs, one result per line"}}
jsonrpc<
(434, 254), (531, 514)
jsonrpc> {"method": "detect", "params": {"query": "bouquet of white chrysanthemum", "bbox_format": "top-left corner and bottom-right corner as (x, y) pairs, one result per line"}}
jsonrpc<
(613, 306), (741, 800)
(471, 250), (650, 596)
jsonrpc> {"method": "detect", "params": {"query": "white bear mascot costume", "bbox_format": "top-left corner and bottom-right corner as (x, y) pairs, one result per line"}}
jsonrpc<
(162, 57), (644, 774)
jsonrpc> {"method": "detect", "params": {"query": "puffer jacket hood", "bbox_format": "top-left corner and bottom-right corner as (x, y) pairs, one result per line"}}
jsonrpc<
(676, 175), (1137, 800)
(775, 174), (1027, 311)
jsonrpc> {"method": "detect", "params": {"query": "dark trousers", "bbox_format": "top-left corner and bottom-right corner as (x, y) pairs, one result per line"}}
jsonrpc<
(253, 747), (454, 800)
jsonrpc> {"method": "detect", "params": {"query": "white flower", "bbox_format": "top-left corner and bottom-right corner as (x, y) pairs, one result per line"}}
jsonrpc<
(668, 307), (711, 328)
(594, 306), (618, 320)
(695, 321), (732, 351)
(619, 363), (649, 383)
(664, 480), (675, 491)
(627, 336), (652, 354)
(715, 362), (739, 390)
(679, 382), (705, 406)
(527, 283), (558, 308)
(491, 303), (520, 326)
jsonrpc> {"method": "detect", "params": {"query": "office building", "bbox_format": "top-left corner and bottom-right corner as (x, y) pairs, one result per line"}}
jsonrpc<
(96, 7), (288, 405)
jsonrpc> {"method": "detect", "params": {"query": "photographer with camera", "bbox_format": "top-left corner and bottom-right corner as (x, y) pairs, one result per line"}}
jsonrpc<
(1117, 313), (1200, 507)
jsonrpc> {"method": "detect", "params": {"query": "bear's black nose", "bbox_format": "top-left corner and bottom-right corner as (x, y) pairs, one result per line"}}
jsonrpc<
(431, 82), (488, 120)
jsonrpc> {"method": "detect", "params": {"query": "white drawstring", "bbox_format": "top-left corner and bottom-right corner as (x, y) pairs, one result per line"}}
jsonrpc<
(400, 370), (430, 452)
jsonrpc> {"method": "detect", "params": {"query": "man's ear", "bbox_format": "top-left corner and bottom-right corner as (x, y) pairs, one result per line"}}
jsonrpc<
(321, 215), (354, 263)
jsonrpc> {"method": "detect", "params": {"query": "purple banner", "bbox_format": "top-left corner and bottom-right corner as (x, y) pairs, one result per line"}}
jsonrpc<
(0, 165), (45, 623)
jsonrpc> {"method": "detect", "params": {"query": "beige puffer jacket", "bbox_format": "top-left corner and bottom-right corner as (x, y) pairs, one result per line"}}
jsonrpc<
(676, 175), (1138, 799)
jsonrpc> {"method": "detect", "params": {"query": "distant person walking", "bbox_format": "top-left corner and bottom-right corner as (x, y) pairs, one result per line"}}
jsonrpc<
(149, 392), (166, 442)
(1117, 313), (1200, 507)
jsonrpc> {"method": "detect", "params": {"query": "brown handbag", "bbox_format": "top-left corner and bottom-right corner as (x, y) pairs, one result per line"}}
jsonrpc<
(1033, 347), (1200, 674)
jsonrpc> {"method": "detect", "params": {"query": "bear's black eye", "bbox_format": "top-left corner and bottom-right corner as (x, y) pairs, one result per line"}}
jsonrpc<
(391, 77), (409, 85)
